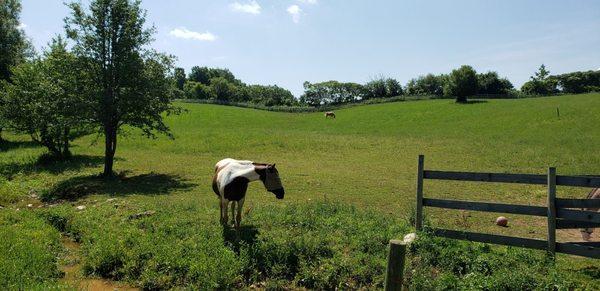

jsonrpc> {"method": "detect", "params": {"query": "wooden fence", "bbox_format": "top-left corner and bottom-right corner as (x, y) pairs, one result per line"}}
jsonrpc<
(415, 155), (600, 259)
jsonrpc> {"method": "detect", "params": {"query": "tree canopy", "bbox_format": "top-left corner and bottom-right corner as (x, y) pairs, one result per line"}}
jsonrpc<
(444, 65), (479, 102)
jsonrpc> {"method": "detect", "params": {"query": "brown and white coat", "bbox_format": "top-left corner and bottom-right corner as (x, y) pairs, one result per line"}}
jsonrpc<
(212, 158), (284, 227)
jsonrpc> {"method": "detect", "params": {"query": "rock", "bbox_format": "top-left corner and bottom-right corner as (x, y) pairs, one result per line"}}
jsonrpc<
(28, 189), (38, 198)
(128, 210), (156, 220)
(106, 198), (117, 202)
(403, 232), (418, 244)
(76, 205), (86, 211)
(496, 216), (508, 227)
(27, 204), (33, 208)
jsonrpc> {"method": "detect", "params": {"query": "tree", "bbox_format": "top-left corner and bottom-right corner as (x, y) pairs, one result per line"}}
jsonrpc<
(521, 64), (558, 95)
(184, 81), (215, 100)
(533, 64), (550, 81)
(385, 78), (403, 97)
(365, 78), (387, 99)
(0, 0), (31, 141)
(65, 0), (180, 177)
(189, 66), (242, 86)
(209, 77), (238, 101)
(405, 74), (446, 96)
(477, 71), (513, 95)
(174, 67), (185, 90)
(246, 85), (296, 106)
(444, 65), (478, 103)
(2, 37), (89, 157)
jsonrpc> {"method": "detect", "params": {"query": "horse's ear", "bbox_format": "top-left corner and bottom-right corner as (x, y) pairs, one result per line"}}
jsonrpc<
(272, 163), (276, 168)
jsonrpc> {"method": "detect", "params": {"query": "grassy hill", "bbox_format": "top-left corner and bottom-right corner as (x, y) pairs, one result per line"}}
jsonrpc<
(1, 93), (599, 289)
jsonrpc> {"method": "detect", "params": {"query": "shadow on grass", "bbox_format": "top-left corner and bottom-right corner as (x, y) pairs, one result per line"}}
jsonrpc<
(222, 224), (260, 253)
(41, 172), (197, 202)
(0, 139), (39, 151)
(0, 154), (105, 179)
(457, 100), (489, 104)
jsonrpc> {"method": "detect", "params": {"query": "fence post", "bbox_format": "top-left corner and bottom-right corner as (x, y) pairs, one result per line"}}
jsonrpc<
(385, 240), (407, 291)
(416, 155), (425, 231)
(547, 167), (557, 257)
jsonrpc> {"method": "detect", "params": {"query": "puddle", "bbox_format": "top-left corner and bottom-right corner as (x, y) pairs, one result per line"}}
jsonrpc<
(60, 236), (139, 291)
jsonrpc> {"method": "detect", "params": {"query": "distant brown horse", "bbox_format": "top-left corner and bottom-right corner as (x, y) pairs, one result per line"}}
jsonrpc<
(325, 111), (336, 119)
(581, 188), (600, 241)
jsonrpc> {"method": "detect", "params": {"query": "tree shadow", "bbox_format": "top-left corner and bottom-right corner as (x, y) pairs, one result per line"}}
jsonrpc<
(222, 224), (260, 254)
(41, 171), (197, 202)
(457, 100), (488, 104)
(0, 139), (39, 151)
(0, 154), (105, 179)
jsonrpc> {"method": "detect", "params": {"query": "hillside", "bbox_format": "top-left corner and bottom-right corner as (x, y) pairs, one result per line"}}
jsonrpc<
(1, 93), (599, 289)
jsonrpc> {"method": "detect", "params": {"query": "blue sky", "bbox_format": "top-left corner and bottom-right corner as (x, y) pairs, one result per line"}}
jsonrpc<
(20, 0), (600, 96)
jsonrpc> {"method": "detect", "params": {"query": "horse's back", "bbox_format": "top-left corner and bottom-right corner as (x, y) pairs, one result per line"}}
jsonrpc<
(213, 158), (254, 197)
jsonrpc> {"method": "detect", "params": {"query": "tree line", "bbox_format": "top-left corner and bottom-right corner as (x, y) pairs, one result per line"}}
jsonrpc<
(175, 66), (298, 107)
(179, 64), (600, 107)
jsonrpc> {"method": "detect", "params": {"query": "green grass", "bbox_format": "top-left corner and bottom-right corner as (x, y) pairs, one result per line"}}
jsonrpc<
(1, 93), (599, 289)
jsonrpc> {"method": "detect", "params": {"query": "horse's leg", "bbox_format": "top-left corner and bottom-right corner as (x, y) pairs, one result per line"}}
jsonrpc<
(235, 197), (245, 228)
(220, 198), (229, 226)
(230, 201), (237, 226)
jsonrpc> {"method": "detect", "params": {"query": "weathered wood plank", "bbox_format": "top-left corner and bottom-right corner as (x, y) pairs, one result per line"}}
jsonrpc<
(385, 240), (407, 291)
(556, 219), (600, 229)
(556, 242), (600, 259)
(416, 155), (425, 231)
(556, 175), (600, 188)
(430, 228), (548, 250)
(422, 170), (600, 188)
(423, 198), (547, 216)
(556, 198), (600, 209)
(557, 209), (600, 223)
(423, 170), (546, 185)
(547, 167), (557, 255)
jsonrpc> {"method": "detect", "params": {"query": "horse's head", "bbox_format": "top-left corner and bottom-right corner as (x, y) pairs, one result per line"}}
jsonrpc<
(263, 164), (284, 199)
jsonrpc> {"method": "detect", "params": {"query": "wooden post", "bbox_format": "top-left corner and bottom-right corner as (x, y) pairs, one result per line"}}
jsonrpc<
(547, 167), (557, 256)
(416, 155), (425, 231)
(385, 240), (407, 291)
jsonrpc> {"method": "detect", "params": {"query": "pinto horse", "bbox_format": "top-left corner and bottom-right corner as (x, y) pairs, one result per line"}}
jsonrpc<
(212, 158), (284, 228)
(325, 111), (336, 119)
(581, 188), (600, 241)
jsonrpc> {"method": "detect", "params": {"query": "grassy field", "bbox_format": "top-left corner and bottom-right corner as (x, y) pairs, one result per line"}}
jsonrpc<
(1, 93), (599, 289)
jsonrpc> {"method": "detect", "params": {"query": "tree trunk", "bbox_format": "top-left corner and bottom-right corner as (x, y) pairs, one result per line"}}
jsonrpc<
(102, 125), (117, 177)
(62, 127), (71, 158)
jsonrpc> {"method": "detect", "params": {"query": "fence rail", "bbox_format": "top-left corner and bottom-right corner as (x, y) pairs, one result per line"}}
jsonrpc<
(415, 155), (599, 259)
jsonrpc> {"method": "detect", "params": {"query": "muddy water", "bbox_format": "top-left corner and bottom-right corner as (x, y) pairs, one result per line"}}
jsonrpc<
(60, 236), (139, 291)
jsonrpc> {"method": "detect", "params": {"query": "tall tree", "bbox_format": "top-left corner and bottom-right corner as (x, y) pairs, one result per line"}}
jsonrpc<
(0, 0), (30, 141)
(65, 0), (179, 177)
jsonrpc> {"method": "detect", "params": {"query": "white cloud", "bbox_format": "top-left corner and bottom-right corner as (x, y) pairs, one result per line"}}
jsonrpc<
(298, 0), (317, 4)
(169, 28), (217, 42)
(287, 5), (302, 23)
(17, 23), (27, 29)
(230, 1), (261, 14)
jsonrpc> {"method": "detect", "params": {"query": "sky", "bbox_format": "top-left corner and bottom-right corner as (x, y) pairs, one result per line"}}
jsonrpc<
(19, 0), (600, 96)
